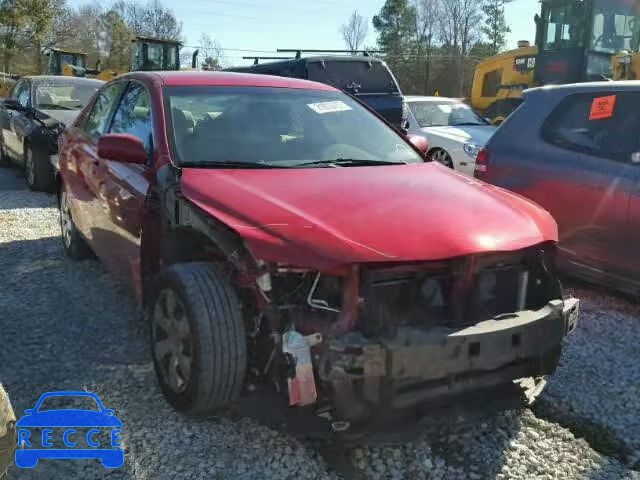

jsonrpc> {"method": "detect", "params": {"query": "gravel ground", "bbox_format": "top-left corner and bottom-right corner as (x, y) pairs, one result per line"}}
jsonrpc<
(0, 166), (639, 479)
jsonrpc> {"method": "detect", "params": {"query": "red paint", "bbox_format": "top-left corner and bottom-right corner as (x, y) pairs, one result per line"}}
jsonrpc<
(98, 134), (148, 164)
(60, 70), (560, 301)
(152, 71), (337, 91)
(181, 163), (557, 271)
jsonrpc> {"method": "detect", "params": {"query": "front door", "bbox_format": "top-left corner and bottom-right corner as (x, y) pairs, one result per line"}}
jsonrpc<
(93, 81), (154, 297)
(3, 79), (31, 158)
(62, 81), (126, 245)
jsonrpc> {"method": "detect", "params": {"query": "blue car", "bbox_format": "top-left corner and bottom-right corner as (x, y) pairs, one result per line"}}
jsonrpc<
(15, 391), (123, 468)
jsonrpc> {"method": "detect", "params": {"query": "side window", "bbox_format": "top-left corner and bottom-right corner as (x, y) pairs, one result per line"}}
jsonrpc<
(110, 82), (152, 154)
(12, 81), (30, 107)
(481, 69), (502, 98)
(84, 82), (126, 138)
(543, 92), (640, 162)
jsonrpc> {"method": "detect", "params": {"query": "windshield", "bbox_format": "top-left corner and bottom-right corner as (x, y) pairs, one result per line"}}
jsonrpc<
(307, 60), (400, 94)
(542, 2), (585, 50)
(591, 0), (640, 52)
(165, 86), (422, 167)
(408, 101), (487, 128)
(35, 82), (100, 110)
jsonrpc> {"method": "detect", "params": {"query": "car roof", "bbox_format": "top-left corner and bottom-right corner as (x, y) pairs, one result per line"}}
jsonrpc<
(25, 75), (104, 86)
(526, 80), (640, 95)
(404, 95), (461, 103)
(136, 71), (338, 91)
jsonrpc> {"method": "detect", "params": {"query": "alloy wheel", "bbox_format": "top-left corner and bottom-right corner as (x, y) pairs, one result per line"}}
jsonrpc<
(25, 147), (35, 186)
(59, 191), (73, 248)
(431, 149), (453, 168)
(152, 289), (194, 394)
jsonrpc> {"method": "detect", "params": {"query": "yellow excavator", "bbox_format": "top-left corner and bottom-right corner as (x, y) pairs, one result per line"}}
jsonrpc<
(471, 0), (640, 124)
(48, 36), (197, 80)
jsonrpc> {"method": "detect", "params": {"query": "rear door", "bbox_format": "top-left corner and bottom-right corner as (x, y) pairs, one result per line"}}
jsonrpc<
(61, 81), (126, 243)
(94, 80), (154, 295)
(539, 90), (640, 277)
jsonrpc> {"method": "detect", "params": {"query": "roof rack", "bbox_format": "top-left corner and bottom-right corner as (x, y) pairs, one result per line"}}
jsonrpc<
(242, 56), (294, 65)
(276, 49), (384, 59)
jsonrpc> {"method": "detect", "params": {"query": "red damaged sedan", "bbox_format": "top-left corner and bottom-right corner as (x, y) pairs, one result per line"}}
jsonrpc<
(57, 71), (579, 436)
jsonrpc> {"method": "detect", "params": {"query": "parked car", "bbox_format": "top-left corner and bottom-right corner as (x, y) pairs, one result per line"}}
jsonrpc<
(57, 71), (578, 437)
(0, 75), (102, 191)
(0, 384), (16, 479)
(226, 55), (406, 129)
(405, 96), (495, 176)
(477, 81), (640, 294)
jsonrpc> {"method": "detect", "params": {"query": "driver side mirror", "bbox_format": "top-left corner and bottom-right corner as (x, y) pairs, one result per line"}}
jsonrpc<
(4, 98), (24, 111)
(98, 133), (147, 164)
(23, 408), (34, 415)
(407, 134), (429, 155)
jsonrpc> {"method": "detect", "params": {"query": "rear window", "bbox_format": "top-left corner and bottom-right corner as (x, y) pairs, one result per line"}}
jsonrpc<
(307, 60), (400, 94)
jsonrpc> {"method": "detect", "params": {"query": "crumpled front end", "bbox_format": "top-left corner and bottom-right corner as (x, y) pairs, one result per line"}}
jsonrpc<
(252, 241), (578, 433)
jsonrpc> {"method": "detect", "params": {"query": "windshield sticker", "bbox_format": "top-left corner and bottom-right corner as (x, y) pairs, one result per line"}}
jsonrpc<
(589, 95), (616, 120)
(307, 101), (352, 114)
(437, 104), (453, 113)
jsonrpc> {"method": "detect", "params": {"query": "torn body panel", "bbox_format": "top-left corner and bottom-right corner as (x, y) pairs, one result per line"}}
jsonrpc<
(151, 166), (576, 434)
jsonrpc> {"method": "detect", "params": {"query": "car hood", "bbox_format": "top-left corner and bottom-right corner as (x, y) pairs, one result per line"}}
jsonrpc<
(421, 125), (495, 145)
(180, 163), (557, 270)
(16, 410), (122, 427)
(39, 109), (80, 126)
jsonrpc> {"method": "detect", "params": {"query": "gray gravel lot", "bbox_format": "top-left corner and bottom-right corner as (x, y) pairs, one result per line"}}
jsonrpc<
(0, 166), (638, 479)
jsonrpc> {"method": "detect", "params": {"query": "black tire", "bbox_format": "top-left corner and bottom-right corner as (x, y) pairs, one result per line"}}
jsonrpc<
(428, 148), (454, 168)
(0, 136), (10, 167)
(59, 186), (93, 259)
(24, 142), (55, 192)
(148, 262), (247, 414)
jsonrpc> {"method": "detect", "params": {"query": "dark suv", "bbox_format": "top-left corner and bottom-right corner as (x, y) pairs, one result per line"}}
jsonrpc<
(226, 55), (405, 128)
(477, 81), (640, 294)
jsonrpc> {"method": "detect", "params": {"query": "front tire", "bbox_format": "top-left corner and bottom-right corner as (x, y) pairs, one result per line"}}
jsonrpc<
(429, 148), (454, 168)
(149, 263), (247, 415)
(59, 186), (93, 259)
(24, 143), (55, 192)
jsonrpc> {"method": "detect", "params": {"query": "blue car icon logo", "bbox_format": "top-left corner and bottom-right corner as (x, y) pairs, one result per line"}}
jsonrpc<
(15, 391), (123, 468)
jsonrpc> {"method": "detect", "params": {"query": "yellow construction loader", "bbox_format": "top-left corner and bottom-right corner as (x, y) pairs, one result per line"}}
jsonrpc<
(48, 37), (196, 81)
(471, 0), (640, 124)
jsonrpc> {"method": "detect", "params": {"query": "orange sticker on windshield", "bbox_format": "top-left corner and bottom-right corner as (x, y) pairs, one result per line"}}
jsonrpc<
(589, 95), (616, 120)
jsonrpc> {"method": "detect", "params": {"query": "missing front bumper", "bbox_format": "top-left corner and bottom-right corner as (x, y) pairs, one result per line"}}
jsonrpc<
(319, 298), (579, 420)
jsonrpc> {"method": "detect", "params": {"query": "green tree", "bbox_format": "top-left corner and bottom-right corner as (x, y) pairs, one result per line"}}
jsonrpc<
(373, 0), (417, 57)
(102, 8), (132, 71)
(0, 0), (26, 72)
(373, 0), (418, 91)
(482, 0), (511, 55)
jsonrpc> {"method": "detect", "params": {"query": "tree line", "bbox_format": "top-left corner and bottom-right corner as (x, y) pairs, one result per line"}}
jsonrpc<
(0, 0), (204, 75)
(341, 0), (513, 97)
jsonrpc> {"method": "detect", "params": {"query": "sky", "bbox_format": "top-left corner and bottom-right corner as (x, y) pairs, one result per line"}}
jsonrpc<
(67, 0), (540, 66)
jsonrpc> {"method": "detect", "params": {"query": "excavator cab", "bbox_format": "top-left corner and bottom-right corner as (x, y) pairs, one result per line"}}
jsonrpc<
(535, 0), (640, 84)
(131, 36), (182, 71)
(46, 49), (88, 76)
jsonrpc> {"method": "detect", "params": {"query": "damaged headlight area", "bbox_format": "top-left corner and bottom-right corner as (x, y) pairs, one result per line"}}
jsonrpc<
(246, 242), (578, 433)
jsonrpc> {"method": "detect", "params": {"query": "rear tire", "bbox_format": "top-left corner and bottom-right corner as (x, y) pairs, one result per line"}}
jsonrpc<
(148, 262), (247, 415)
(0, 137), (10, 167)
(59, 186), (93, 260)
(24, 143), (55, 192)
